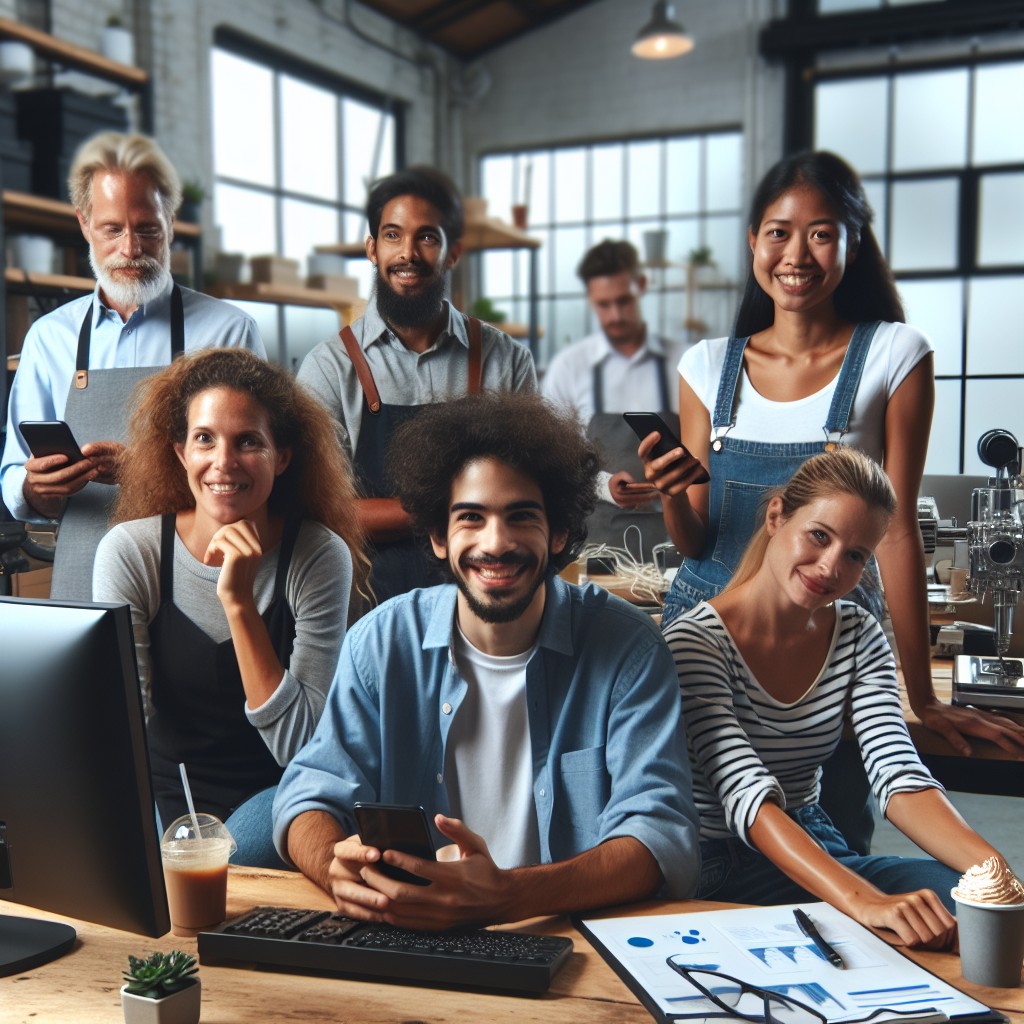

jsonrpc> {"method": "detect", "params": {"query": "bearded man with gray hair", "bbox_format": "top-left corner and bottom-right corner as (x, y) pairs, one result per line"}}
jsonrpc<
(1, 131), (265, 599)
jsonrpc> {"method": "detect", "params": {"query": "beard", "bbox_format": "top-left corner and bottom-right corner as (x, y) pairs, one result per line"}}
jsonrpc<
(452, 552), (547, 625)
(90, 245), (171, 311)
(374, 263), (448, 328)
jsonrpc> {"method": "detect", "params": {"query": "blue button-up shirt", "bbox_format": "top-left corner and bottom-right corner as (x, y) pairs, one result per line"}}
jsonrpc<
(273, 575), (700, 898)
(1, 281), (264, 520)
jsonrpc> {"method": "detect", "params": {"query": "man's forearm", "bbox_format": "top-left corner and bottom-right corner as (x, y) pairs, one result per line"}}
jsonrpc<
(503, 836), (662, 922)
(285, 809), (348, 893)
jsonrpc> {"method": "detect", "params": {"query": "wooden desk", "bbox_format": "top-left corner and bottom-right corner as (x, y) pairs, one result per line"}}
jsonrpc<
(900, 662), (1024, 795)
(4, 868), (1022, 1023)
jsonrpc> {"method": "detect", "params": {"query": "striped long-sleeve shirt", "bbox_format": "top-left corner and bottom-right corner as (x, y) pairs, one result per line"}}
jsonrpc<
(665, 600), (940, 846)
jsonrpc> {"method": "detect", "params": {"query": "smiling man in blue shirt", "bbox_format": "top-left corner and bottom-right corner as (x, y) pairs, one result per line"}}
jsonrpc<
(274, 391), (699, 929)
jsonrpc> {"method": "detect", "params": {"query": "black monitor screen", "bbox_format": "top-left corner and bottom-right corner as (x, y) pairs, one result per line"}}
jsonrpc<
(0, 598), (169, 974)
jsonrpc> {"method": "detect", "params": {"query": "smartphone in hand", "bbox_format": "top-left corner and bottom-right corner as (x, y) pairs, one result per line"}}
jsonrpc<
(353, 802), (435, 886)
(622, 411), (710, 485)
(19, 420), (86, 464)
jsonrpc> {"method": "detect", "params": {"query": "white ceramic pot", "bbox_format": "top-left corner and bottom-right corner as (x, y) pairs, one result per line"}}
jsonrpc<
(0, 41), (34, 84)
(120, 979), (201, 1024)
(12, 236), (55, 275)
(101, 25), (135, 66)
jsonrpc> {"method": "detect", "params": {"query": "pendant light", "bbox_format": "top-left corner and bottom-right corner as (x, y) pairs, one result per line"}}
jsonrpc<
(631, 1), (693, 60)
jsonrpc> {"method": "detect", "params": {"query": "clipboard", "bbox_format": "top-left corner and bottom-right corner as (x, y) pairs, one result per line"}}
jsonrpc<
(575, 903), (1005, 1024)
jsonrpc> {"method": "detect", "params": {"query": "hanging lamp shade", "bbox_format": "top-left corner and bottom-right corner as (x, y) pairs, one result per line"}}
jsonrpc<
(631, 1), (693, 60)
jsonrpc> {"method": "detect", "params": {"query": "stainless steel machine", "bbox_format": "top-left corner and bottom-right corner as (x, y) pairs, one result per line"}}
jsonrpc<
(951, 429), (1024, 711)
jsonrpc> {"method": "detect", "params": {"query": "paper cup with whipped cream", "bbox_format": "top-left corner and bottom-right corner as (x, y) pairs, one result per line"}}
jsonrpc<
(951, 857), (1024, 988)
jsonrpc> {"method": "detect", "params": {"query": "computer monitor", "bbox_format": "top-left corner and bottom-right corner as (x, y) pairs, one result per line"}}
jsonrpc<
(0, 598), (169, 976)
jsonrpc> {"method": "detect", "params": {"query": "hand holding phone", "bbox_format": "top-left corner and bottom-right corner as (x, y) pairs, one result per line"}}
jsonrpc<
(353, 802), (435, 886)
(622, 412), (710, 485)
(19, 420), (85, 464)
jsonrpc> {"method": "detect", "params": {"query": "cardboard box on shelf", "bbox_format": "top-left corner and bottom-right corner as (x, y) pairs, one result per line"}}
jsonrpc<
(250, 254), (301, 286)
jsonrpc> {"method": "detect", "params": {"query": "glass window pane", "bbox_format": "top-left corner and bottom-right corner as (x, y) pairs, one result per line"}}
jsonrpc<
(342, 212), (374, 297)
(978, 173), (1024, 267)
(481, 250), (514, 298)
(212, 50), (275, 187)
(819, 0), (880, 11)
(814, 78), (888, 175)
(925, 379), (962, 476)
(889, 178), (959, 271)
(703, 214), (743, 283)
(591, 144), (624, 222)
(627, 140), (662, 219)
(481, 155), (514, 224)
(522, 152), (550, 226)
(281, 198), (339, 266)
(967, 276), (1024, 375)
(227, 300), (281, 363)
(973, 62), (1024, 165)
(898, 279), (963, 377)
(706, 133), (743, 211)
(893, 69), (968, 171)
(550, 296), (588, 352)
(531, 226), (552, 298)
(552, 226), (588, 293)
(280, 76), (337, 199)
(343, 99), (391, 210)
(862, 179), (888, 256)
(666, 136), (700, 215)
(965, 379), (1024, 476)
(214, 183), (276, 256)
(553, 148), (586, 224)
(283, 305), (343, 373)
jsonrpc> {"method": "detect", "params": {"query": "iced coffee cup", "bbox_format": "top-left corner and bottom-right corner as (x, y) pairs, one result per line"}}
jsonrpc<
(161, 814), (236, 937)
(951, 857), (1024, 988)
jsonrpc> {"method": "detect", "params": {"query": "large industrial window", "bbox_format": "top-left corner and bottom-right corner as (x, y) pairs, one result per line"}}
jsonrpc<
(813, 55), (1024, 475)
(210, 32), (400, 369)
(478, 131), (744, 369)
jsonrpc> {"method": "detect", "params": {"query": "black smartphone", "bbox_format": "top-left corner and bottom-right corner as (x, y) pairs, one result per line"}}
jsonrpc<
(622, 411), (710, 485)
(353, 802), (435, 886)
(19, 420), (86, 464)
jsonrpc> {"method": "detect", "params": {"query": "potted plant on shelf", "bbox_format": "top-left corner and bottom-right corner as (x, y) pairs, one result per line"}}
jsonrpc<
(687, 245), (717, 284)
(101, 15), (135, 66)
(469, 297), (507, 325)
(120, 950), (201, 1024)
(179, 181), (205, 224)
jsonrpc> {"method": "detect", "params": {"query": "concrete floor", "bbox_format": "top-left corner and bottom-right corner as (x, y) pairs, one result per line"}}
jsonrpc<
(872, 792), (1024, 875)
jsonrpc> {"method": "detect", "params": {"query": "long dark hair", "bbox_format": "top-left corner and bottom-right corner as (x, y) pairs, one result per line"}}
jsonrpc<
(734, 151), (905, 337)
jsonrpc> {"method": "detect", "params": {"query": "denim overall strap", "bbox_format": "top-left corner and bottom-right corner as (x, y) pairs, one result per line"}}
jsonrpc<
(709, 336), (749, 449)
(822, 321), (879, 446)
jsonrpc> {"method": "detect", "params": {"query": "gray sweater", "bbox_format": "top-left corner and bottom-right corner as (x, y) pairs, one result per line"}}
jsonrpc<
(93, 516), (351, 766)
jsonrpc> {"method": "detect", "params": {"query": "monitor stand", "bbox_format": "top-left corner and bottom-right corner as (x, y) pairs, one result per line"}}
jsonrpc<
(0, 915), (77, 977)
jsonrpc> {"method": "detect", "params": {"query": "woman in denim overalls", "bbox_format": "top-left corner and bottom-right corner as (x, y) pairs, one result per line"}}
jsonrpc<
(642, 151), (1024, 849)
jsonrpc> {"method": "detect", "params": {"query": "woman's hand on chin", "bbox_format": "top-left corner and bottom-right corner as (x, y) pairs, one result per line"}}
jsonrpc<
(205, 519), (263, 611)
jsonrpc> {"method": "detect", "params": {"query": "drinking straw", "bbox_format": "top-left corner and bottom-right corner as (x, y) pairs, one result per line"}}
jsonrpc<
(178, 762), (203, 839)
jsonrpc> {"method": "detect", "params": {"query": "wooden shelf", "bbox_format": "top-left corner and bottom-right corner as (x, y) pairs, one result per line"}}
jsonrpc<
(315, 216), (541, 257)
(0, 17), (148, 86)
(2, 190), (200, 238)
(4, 267), (93, 293)
(207, 282), (363, 318)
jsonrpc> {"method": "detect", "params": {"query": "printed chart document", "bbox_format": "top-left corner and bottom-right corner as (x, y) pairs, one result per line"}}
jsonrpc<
(578, 903), (999, 1023)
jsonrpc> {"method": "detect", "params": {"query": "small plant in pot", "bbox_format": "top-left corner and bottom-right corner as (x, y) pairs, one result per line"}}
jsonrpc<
(121, 950), (201, 1024)
(178, 181), (205, 224)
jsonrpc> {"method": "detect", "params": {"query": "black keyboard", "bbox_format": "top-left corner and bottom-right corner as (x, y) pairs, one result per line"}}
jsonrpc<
(197, 906), (574, 995)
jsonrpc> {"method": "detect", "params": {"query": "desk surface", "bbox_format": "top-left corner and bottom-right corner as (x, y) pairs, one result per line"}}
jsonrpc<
(4, 867), (1023, 1023)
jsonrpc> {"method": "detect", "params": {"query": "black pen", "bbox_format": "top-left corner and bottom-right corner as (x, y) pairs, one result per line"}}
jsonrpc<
(794, 908), (844, 969)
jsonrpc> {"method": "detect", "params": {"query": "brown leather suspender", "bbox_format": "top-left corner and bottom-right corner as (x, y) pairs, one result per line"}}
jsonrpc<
(338, 315), (484, 414)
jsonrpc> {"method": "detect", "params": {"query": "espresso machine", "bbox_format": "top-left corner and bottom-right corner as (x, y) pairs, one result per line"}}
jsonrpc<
(951, 428), (1024, 711)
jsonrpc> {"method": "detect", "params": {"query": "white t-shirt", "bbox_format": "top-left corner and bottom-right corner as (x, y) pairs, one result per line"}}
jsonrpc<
(678, 322), (932, 463)
(445, 626), (540, 870)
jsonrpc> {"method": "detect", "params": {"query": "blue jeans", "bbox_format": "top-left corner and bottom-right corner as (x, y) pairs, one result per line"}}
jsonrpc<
(697, 804), (958, 914)
(226, 785), (290, 869)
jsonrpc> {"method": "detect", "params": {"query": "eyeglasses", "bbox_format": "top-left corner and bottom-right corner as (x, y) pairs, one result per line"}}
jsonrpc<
(665, 960), (939, 1024)
(96, 224), (166, 243)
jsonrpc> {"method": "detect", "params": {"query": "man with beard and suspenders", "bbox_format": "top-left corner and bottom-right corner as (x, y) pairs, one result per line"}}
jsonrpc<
(0, 132), (265, 600)
(298, 166), (536, 607)
(541, 240), (683, 561)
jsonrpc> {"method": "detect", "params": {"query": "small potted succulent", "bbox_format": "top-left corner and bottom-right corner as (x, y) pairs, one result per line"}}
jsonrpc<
(101, 14), (136, 66)
(178, 180), (205, 224)
(120, 950), (201, 1024)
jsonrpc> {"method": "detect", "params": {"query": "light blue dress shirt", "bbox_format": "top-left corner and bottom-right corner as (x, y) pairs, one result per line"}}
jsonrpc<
(1, 281), (265, 520)
(273, 575), (701, 898)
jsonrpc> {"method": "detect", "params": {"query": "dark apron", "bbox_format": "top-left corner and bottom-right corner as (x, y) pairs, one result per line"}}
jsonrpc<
(147, 514), (299, 826)
(585, 354), (671, 560)
(53, 286), (184, 601)
(339, 317), (482, 605)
